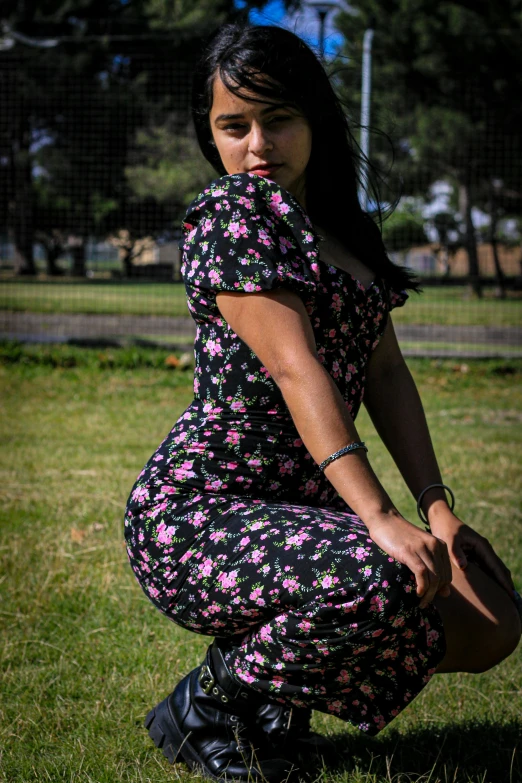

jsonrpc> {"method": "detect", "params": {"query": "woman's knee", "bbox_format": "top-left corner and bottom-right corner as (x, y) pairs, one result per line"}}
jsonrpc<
(469, 595), (521, 673)
(435, 563), (521, 674)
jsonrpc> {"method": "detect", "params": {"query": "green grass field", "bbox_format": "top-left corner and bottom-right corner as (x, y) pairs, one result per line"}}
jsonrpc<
(1, 279), (521, 326)
(1, 347), (521, 782)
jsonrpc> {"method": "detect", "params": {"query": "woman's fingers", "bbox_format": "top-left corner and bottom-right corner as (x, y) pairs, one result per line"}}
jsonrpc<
(412, 539), (452, 608)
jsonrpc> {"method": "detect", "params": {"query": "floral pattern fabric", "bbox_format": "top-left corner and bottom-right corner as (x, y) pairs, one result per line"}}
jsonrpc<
(124, 173), (445, 735)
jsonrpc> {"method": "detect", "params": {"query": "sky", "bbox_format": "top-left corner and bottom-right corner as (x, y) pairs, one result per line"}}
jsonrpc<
(242, 0), (345, 58)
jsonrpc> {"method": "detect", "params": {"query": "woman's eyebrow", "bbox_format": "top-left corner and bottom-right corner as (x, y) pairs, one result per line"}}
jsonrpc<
(214, 105), (292, 123)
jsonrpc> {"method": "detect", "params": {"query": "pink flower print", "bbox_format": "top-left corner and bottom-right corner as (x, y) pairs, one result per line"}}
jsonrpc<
(187, 442), (205, 455)
(204, 338), (223, 357)
(331, 293), (342, 312)
(205, 478), (224, 491)
(247, 457), (262, 470)
(321, 575), (334, 589)
(257, 229), (273, 247)
(354, 546), (369, 561)
(304, 478), (318, 495)
(190, 511), (207, 528)
(225, 429), (240, 445)
(259, 625), (273, 642)
(200, 559), (214, 577)
(173, 461), (196, 481)
(132, 485), (149, 503)
(218, 569), (238, 589)
(427, 628), (440, 646)
(239, 536), (250, 547)
(149, 501), (167, 520)
(251, 549), (265, 564)
(328, 329), (336, 338)
(156, 522), (176, 545)
(249, 586), (263, 602)
(327, 700), (343, 714)
(243, 281), (257, 292)
(228, 220), (248, 239)
(179, 550), (193, 564)
(369, 595), (384, 613)
(282, 578), (299, 593)
(209, 530), (226, 542)
(278, 236), (293, 254)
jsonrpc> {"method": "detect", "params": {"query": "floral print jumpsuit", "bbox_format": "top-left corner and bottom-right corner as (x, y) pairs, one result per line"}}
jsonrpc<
(124, 173), (446, 735)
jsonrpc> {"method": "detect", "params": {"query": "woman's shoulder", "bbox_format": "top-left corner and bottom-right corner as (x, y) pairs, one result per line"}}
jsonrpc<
(183, 173), (313, 235)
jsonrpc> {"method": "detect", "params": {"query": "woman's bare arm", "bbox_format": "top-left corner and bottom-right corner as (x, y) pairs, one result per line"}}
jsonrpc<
(215, 287), (453, 606)
(364, 317), (514, 595)
(363, 318), (449, 524)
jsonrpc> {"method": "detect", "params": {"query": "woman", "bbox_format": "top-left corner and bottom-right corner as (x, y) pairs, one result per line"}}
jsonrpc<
(124, 23), (520, 782)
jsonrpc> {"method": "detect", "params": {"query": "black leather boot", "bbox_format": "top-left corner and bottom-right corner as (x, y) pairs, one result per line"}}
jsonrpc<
(256, 703), (338, 762)
(144, 642), (297, 782)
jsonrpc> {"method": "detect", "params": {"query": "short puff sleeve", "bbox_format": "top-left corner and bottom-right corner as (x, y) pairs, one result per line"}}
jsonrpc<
(388, 287), (409, 311)
(181, 174), (317, 313)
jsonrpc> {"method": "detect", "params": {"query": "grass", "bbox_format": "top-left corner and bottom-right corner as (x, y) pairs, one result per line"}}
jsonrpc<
(1, 345), (521, 783)
(0, 279), (191, 318)
(400, 341), (522, 356)
(1, 279), (521, 326)
(392, 286), (522, 327)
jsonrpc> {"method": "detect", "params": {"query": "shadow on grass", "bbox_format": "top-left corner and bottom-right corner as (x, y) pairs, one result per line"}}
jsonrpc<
(327, 720), (521, 782)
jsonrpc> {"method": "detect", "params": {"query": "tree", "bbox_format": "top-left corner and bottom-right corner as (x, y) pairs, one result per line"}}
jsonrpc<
(1, 0), (298, 275)
(336, 0), (522, 296)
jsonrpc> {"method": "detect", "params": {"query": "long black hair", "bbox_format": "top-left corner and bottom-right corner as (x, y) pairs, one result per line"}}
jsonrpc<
(191, 23), (419, 293)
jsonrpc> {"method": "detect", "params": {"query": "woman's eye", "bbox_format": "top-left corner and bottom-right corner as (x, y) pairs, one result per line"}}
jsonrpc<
(224, 124), (245, 131)
(269, 115), (290, 124)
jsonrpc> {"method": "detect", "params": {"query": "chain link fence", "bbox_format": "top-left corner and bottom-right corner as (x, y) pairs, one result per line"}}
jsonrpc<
(1, 25), (521, 358)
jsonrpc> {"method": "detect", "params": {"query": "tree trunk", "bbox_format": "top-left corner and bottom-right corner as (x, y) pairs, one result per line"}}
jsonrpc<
(71, 241), (87, 277)
(459, 183), (482, 298)
(122, 246), (135, 277)
(44, 244), (65, 276)
(490, 206), (506, 300)
(12, 133), (36, 276)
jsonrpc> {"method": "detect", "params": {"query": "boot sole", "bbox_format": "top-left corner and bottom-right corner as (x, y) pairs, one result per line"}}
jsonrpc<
(145, 696), (241, 781)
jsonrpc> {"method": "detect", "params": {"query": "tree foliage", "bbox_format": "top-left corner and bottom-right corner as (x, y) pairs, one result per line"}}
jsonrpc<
(336, 0), (522, 293)
(0, 0), (299, 275)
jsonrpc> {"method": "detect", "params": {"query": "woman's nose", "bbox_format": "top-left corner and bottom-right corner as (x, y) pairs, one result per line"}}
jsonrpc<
(248, 123), (273, 156)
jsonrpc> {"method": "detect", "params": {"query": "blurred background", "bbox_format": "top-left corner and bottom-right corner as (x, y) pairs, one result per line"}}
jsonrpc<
(1, 0), (521, 358)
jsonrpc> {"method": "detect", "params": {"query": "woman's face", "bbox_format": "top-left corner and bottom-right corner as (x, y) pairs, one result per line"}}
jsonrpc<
(209, 73), (312, 204)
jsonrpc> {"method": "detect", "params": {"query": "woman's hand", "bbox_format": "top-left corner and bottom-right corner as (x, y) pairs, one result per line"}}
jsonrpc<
(367, 515), (452, 608)
(429, 510), (515, 598)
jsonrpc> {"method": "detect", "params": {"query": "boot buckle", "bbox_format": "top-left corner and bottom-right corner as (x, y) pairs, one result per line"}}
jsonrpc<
(198, 664), (215, 695)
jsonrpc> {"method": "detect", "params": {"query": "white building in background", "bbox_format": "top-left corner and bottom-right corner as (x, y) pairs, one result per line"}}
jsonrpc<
(249, 0), (349, 59)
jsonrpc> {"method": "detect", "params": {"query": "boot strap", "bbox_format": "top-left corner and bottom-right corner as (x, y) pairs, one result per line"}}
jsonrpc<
(198, 662), (253, 704)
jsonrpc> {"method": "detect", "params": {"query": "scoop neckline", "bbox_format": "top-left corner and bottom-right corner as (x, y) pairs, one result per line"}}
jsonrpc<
(317, 256), (377, 293)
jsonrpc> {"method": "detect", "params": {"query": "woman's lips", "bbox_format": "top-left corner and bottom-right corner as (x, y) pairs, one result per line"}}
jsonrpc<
(249, 164), (282, 177)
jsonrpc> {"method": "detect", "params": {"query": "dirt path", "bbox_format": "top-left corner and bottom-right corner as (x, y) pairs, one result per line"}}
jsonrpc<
(1, 311), (521, 357)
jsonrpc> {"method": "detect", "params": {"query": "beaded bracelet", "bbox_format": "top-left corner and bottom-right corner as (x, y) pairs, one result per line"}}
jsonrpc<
(318, 442), (368, 472)
(416, 483), (455, 530)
